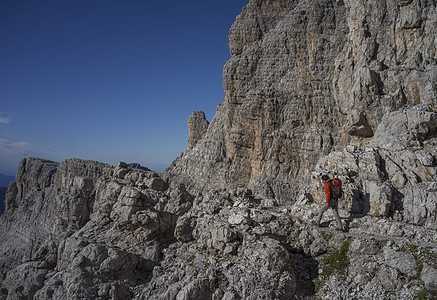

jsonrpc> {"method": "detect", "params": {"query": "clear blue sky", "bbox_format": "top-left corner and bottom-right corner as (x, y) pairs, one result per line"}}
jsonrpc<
(0, 0), (248, 175)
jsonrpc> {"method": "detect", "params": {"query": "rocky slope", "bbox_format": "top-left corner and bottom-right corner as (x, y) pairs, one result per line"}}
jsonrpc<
(1, 157), (436, 299)
(1, 0), (437, 299)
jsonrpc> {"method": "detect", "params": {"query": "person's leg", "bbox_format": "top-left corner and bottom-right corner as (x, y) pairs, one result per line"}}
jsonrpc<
(332, 206), (343, 230)
(316, 204), (329, 225)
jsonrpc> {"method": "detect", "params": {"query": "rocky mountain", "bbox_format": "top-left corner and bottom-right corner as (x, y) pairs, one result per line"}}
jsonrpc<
(168, 0), (437, 203)
(1, 0), (436, 299)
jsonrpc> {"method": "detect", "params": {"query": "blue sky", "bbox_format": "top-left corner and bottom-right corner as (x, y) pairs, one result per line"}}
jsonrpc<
(0, 0), (248, 175)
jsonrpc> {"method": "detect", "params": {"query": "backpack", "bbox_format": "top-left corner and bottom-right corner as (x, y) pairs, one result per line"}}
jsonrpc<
(329, 179), (343, 200)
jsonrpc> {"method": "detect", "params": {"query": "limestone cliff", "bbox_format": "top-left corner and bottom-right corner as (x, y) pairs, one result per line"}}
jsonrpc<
(186, 111), (210, 151)
(1, 1), (437, 299)
(168, 0), (437, 203)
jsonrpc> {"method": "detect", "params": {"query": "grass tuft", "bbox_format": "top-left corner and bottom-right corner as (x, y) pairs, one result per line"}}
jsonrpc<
(321, 237), (352, 277)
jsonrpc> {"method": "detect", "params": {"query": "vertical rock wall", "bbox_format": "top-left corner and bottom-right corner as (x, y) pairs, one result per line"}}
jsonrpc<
(187, 111), (210, 151)
(168, 0), (437, 203)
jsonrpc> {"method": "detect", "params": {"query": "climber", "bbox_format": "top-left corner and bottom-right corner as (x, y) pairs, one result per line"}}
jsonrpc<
(315, 175), (344, 231)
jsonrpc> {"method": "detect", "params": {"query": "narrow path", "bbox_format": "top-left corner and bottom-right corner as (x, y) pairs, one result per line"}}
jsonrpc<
(267, 205), (437, 248)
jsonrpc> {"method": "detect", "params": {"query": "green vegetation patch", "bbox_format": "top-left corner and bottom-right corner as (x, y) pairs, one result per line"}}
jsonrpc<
(218, 254), (232, 262)
(402, 243), (418, 253)
(286, 230), (301, 244)
(415, 289), (429, 299)
(312, 277), (323, 293)
(420, 246), (437, 269)
(380, 240), (389, 247)
(320, 231), (332, 241)
(321, 237), (352, 277)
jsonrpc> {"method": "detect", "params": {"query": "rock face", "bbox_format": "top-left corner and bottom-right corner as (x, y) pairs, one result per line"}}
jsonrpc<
(1, 0), (437, 299)
(187, 111), (210, 151)
(311, 106), (437, 230)
(168, 0), (437, 203)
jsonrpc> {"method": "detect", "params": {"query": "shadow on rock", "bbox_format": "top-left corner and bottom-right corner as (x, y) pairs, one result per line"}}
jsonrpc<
(290, 252), (320, 298)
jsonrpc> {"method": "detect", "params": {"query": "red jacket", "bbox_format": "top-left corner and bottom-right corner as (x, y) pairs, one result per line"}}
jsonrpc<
(324, 179), (332, 204)
(324, 178), (343, 203)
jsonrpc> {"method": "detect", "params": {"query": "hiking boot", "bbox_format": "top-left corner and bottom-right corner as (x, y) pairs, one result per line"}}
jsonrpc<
(335, 227), (344, 232)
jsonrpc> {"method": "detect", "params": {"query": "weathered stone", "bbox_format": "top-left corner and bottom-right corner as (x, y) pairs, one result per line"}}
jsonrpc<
(376, 267), (402, 292)
(175, 278), (212, 300)
(1, 1), (437, 299)
(147, 177), (169, 191)
(421, 264), (437, 290)
(174, 215), (197, 242)
(349, 237), (381, 255)
(187, 111), (210, 151)
(364, 181), (393, 218)
(114, 166), (128, 179)
(3, 262), (49, 299)
(383, 247), (417, 277)
(228, 213), (248, 225)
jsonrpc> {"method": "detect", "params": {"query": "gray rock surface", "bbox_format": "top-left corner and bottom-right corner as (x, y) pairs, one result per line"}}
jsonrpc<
(0, 157), (436, 299)
(187, 111), (210, 151)
(167, 0), (437, 204)
(1, 1), (437, 299)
